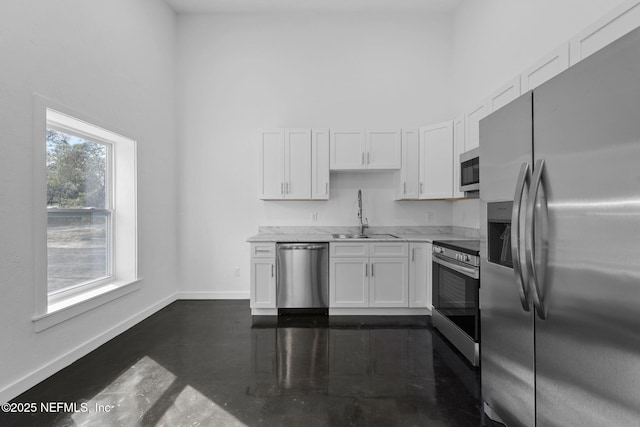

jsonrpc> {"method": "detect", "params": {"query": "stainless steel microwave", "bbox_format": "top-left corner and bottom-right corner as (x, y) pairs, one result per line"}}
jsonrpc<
(460, 147), (479, 192)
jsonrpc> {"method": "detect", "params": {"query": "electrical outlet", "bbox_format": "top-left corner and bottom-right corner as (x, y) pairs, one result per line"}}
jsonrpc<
(426, 211), (434, 222)
(233, 267), (240, 277)
(311, 212), (318, 222)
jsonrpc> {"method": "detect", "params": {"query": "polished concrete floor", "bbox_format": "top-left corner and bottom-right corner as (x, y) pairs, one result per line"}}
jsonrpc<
(1, 301), (496, 426)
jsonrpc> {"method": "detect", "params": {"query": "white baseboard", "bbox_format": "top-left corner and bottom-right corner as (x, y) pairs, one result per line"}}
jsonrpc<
(329, 307), (431, 316)
(0, 293), (178, 404)
(177, 291), (249, 300)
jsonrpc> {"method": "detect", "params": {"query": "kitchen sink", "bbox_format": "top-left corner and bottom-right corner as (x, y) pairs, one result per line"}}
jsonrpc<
(332, 233), (399, 239)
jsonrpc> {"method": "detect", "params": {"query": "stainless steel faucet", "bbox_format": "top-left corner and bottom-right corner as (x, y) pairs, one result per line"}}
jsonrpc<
(357, 189), (368, 235)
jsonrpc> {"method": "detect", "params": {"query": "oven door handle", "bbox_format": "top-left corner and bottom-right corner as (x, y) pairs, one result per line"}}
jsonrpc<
(433, 254), (479, 279)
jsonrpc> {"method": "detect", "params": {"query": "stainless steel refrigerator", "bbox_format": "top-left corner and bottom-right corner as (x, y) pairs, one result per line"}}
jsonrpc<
(479, 27), (640, 427)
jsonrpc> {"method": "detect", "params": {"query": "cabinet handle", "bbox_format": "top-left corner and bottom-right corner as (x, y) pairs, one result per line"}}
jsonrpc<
(403, 182), (406, 194)
(420, 182), (423, 194)
(371, 263), (374, 277)
(412, 248), (415, 262)
(281, 182), (284, 194)
(271, 264), (274, 277)
(362, 152), (365, 165)
(255, 249), (271, 254)
(367, 152), (370, 164)
(286, 182), (290, 194)
(325, 182), (328, 195)
(364, 263), (368, 277)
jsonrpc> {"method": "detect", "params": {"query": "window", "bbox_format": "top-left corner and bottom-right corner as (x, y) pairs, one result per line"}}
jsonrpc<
(46, 126), (112, 297)
(33, 97), (139, 331)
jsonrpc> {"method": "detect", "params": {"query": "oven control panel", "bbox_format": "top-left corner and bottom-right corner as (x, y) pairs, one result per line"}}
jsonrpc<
(432, 244), (480, 267)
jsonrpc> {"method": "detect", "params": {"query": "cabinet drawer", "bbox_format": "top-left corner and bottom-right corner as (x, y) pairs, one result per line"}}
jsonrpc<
(251, 243), (276, 258)
(370, 242), (408, 257)
(330, 243), (369, 257)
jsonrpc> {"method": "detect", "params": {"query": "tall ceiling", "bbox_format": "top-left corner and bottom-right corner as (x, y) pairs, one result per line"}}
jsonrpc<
(163, 0), (463, 14)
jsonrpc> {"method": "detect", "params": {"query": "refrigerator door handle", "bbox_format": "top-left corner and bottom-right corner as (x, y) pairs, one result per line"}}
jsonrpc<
(525, 159), (547, 320)
(512, 162), (531, 312)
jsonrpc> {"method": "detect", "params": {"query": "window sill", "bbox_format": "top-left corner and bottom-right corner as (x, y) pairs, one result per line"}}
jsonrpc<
(33, 279), (142, 332)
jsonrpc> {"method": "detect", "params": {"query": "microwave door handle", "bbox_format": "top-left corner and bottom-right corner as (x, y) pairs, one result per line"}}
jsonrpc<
(512, 162), (531, 312)
(525, 159), (547, 320)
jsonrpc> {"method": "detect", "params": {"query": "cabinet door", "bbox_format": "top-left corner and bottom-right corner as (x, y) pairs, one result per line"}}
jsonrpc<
(365, 129), (401, 169)
(521, 43), (569, 92)
(409, 243), (432, 308)
(250, 258), (276, 308)
(330, 257), (369, 307)
(419, 121), (453, 199)
(284, 128), (311, 199)
(399, 129), (420, 199)
(489, 77), (521, 113)
(464, 101), (489, 151)
(259, 129), (285, 199)
(452, 117), (465, 198)
(330, 129), (365, 170)
(570, 0), (640, 66)
(369, 258), (409, 307)
(311, 128), (330, 200)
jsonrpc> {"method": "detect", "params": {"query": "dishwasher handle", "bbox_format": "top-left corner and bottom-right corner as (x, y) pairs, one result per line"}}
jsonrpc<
(277, 243), (327, 251)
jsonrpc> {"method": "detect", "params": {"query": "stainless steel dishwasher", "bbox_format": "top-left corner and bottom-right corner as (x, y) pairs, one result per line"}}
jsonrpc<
(276, 243), (328, 310)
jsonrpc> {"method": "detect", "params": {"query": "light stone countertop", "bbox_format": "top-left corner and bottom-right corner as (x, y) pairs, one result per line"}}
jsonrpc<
(247, 226), (479, 244)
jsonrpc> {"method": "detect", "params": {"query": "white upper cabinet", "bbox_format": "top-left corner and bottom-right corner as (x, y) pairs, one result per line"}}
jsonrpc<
(330, 129), (365, 170)
(521, 43), (570, 92)
(570, 0), (640, 66)
(311, 128), (330, 200)
(452, 117), (465, 199)
(488, 77), (521, 113)
(464, 101), (489, 151)
(259, 128), (311, 200)
(330, 129), (401, 170)
(259, 129), (285, 199)
(397, 129), (420, 200)
(285, 128), (312, 199)
(419, 121), (453, 199)
(366, 129), (401, 169)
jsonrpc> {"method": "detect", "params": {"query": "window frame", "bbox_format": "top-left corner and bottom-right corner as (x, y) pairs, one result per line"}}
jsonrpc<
(33, 95), (140, 331)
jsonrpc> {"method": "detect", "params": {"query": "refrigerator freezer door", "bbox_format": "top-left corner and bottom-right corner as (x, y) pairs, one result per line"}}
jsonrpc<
(479, 93), (535, 427)
(533, 27), (640, 426)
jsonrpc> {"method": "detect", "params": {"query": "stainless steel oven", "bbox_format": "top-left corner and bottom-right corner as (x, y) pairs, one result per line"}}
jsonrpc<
(460, 148), (480, 192)
(432, 240), (480, 366)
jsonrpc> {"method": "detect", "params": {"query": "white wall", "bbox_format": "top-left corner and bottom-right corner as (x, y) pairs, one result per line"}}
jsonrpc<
(177, 12), (454, 297)
(450, 0), (628, 228)
(0, 0), (178, 402)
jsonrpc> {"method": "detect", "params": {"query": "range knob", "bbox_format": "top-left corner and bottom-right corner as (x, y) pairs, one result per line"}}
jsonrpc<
(462, 254), (471, 262)
(433, 246), (444, 254)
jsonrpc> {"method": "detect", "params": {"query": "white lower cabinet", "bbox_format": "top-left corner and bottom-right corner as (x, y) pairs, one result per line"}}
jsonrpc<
(330, 242), (408, 308)
(409, 242), (432, 309)
(250, 243), (276, 309)
(369, 257), (409, 307)
(329, 257), (369, 307)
